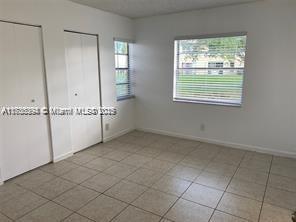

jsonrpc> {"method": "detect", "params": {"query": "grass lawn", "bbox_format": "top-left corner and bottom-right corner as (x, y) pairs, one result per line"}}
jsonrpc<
(176, 74), (243, 100)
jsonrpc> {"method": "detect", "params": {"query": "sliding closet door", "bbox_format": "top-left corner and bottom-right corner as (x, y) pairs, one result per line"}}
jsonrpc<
(0, 22), (51, 181)
(64, 32), (102, 153)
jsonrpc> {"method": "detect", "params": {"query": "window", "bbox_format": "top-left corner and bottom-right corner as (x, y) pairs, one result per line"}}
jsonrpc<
(114, 40), (133, 100)
(174, 33), (247, 106)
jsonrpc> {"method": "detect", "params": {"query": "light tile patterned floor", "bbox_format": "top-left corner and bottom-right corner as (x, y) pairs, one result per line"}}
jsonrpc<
(0, 130), (295, 221)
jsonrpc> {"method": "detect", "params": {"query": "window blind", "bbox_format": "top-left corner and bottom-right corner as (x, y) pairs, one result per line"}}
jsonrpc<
(114, 40), (134, 100)
(174, 34), (247, 106)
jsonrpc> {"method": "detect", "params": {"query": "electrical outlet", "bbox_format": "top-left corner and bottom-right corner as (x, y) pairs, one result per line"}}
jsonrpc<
(105, 123), (110, 131)
(200, 123), (205, 131)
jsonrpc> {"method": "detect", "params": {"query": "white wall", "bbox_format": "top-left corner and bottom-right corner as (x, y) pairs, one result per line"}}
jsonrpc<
(0, 0), (135, 181)
(134, 0), (296, 157)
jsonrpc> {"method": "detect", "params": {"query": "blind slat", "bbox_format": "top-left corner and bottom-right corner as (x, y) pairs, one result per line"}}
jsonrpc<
(115, 40), (134, 100)
(174, 35), (247, 106)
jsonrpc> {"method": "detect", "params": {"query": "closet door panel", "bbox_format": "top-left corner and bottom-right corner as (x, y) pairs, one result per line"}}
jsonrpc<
(0, 22), (51, 180)
(0, 23), (29, 179)
(64, 32), (102, 153)
(14, 25), (51, 170)
(65, 33), (85, 107)
(81, 35), (102, 147)
(64, 32), (87, 151)
(1, 23), (26, 106)
(0, 23), (3, 180)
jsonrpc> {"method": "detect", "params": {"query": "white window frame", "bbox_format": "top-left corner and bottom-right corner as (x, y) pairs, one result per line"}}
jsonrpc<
(114, 39), (134, 101)
(173, 32), (247, 107)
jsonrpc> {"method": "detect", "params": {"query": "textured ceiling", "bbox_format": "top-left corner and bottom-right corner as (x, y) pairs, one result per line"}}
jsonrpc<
(70, 0), (259, 19)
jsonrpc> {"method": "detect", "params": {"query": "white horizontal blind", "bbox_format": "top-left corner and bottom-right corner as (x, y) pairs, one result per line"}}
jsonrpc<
(174, 34), (247, 106)
(115, 40), (134, 100)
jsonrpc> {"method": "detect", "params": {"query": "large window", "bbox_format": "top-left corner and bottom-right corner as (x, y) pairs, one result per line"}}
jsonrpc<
(114, 40), (133, 100)
(174, 33), (247, 106)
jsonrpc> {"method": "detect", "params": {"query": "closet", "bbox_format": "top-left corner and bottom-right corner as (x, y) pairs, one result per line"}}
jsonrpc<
(64, 31), (102, 153)
(0, 21), (52, 181)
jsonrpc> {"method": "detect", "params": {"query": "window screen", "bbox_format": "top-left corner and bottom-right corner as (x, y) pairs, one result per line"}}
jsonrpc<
(115, 40), (133, 100)
(174, 34), (247, 106)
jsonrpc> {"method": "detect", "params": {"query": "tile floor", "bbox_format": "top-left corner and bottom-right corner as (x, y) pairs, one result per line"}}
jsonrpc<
(0, 130), (295, 222)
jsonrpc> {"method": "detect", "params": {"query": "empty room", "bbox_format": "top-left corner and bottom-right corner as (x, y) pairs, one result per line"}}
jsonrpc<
(0, 0), (295, 221)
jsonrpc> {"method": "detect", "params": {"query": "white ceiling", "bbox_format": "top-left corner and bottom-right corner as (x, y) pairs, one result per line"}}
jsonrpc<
(70, 0), (259, 19)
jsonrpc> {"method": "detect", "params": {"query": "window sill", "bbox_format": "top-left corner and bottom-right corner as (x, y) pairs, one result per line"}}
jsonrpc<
(173, 98), (242, 107)
(117, 95), (135, 102)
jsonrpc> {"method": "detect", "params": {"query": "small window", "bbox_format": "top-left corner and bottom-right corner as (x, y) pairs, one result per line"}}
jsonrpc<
(114, 40), (133, 100)
(174, 34), (247, 106)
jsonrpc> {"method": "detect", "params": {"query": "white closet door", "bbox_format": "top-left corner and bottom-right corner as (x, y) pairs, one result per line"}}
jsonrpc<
(64, 32), (88, 151)
(81, 35), (102, 147)
(64, 32), (102, 153)
(0, 22), (51, 181)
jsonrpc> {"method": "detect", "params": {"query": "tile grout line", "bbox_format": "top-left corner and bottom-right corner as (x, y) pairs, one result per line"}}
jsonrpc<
(15, 181), (100, 221)
(0, 135), (194, 221)
(2, 134), (285, 222)
(257, 155), (274, 222)
(0, 183), (29, 221)
(115, 141), (202, 222)
(113, 133), (289, 221)
(0, 181), (65, 221)
(68, 138), (180, 222)
(107, 144), (191, 222)
(106, 136), (183, 222)
(52, 142), (143, 222)
(56, 140), (152, 187)
(5, 198), (50, 221)
(60, 212), (95, 222)
(9, 154), (263, 222)
(158, 142), (215, 222)
(3, 151), (194, 221)
(58, 148), (143, 221)
(83, 134), (293, 221)
(7, 145), (133, 222)
(207, 150), (247, 222)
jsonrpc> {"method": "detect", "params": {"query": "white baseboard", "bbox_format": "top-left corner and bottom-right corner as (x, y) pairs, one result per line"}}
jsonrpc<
(53, 151), (73, 163)
(103, 128), (135, 143)
(138, 127), (296, 159)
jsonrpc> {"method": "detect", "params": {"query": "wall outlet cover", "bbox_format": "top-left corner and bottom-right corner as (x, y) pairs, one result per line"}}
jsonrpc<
(105, 123), (110, 131)
(200, 124), (205, 131)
